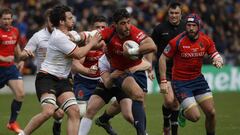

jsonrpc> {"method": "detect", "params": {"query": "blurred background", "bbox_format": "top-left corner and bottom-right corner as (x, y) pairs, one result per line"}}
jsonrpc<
(0, 1), (239, 135)
(0, 0), (239, 92)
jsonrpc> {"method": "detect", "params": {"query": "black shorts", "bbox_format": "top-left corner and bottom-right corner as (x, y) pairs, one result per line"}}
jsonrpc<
(35, 72), (73, 101)
(93, 84), (129, 104)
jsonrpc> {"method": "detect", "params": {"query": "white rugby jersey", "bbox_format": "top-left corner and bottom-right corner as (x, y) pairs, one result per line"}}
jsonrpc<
(98, 54), (111, 74)
(24, 28), (51, 72)
(40, 28), (77, 78)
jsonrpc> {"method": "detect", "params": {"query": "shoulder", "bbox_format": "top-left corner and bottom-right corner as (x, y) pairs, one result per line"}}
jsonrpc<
(171, 32), (187, 43)
(101, 26), (115, 40)
(10, 26), (20, 34)
(199, 32), (214, 44)
(153, 21), (168, 31)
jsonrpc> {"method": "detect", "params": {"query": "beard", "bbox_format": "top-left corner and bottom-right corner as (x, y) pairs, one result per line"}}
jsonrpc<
(187, 30), (199, 41)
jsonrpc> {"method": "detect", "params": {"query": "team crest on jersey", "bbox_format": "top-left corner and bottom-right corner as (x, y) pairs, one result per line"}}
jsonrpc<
(164, 44), (171, 53)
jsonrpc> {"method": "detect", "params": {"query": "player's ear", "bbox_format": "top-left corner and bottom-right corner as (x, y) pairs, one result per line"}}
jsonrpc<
(60, 20), (64, 25)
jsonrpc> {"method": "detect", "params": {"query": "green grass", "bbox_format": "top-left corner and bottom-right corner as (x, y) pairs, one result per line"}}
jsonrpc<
(0, 92), (240, 135)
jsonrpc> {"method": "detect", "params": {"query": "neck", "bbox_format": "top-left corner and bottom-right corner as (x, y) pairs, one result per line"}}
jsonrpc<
(58, 26), (69, 35)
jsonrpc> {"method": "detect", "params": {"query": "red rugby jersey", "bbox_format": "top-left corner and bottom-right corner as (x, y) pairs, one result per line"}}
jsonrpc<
(0, 26), (19, 67)
(163, 32), (217, 80)
(83, 50), (104, 78)
(101, 25), (147, 70)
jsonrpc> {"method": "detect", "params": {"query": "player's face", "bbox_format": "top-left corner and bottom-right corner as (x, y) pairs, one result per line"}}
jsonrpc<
(186, 22), (199, 39)
(93, 22), (107, 30)
(115, 18), (131, 37)
(168, 7), (182, 25)
(0, 13), (13, 29)
(64, 11), (74, 30)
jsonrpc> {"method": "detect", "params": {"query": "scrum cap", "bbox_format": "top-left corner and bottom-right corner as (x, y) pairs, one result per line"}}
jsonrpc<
(186, 13), (201, 27)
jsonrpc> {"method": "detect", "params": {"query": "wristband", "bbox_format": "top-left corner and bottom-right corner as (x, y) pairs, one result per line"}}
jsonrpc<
(160, 79), (167, 83)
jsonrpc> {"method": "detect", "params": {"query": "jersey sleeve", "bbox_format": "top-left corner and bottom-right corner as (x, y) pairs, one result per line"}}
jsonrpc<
(130, 25), (147, 44)
(56, 35), (77, 55)
(206, 37), (218, 55)
(24, 33), (39, 52)
(163, 39), (177, 58)
(101, 27), (113, 41)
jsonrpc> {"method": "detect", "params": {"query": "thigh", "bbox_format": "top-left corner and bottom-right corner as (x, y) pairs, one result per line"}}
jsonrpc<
(73, 75), (98, 101)
(8, 79), (24, 96)
(197, 94), (215, 115)
(112, 87), (129, 103)
(93, 85), (114, 104)
(86, 95), (106, 118)
(35, 72), (57, 101)
(3, 65), (23, 89)
(120, 98), (132, 116)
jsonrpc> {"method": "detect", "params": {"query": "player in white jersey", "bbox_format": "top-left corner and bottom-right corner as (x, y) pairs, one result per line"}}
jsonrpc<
(18, 5), (101, 135)
(20, 9), (65, 135)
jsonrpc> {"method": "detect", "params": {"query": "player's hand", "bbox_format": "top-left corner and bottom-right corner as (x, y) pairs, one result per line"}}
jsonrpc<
(68, 30), (81, 42)
(88, 64), (98, 75)
(212, 54), (223, 68)
(160, 80), (168, 94)
(25, 50), (35, 58)
(147, 68), (154, 81)
(110, 70), (124, 79)
(89, 31), (102, 47)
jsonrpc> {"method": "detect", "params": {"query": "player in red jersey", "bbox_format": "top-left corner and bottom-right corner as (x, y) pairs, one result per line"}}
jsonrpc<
(72, 15), (106, 118)
(159, 13), (223, 135)
(100, 8), (157, 135)
(0, 8), (25, 133)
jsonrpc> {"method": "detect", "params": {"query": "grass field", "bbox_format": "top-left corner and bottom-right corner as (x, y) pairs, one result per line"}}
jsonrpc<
(0, 92), (240, 135)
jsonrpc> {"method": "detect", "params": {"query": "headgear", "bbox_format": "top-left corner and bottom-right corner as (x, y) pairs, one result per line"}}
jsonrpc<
(185, 13), (201, 27)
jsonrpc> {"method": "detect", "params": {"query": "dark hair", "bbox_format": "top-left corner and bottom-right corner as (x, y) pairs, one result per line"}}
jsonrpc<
(112, 8), (130, 23)
(44, 8), (52, 22)
(0, 8), (13, 18)
(168, 1), (181, 9)
(49, 5), (71, 27)
(90, 15), (107, 25)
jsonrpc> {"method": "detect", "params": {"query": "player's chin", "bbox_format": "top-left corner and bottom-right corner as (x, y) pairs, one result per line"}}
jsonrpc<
(124, 31), (130, 36)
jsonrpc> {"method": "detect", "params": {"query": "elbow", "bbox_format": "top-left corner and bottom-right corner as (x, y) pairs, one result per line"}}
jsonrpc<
(152, 45), (157, 53)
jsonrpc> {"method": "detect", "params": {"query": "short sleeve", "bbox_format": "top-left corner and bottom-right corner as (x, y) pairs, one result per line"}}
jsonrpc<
(163, 39), (177, 58)
(24, 33), (38, 52)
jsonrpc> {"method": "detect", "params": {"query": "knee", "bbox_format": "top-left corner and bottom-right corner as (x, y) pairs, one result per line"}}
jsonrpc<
(131, 91), (144, 102)
(85, 107), (96, 119)
(164, 99), (174, 109)
(205, 108), (216, 119)
(188, 114), (200, 122)
(53, 109), (64, 120)
(15, 91), (25, 101)
(42, 109), (55, 119)
(67, 105), (80, 119)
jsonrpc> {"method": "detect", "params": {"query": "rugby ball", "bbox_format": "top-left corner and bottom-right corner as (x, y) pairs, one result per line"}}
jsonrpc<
(123, 40), (140, 60)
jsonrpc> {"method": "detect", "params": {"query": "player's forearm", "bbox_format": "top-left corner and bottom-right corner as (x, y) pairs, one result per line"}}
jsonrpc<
(18, 50), (29, 60)
(159, 54), (167, 80)
(72, 60), (89, 75)
(139, 37), (157, 55)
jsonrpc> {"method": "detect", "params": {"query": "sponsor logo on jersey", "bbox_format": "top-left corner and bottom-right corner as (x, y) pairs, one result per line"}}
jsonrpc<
(181, 52), (205, 58)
